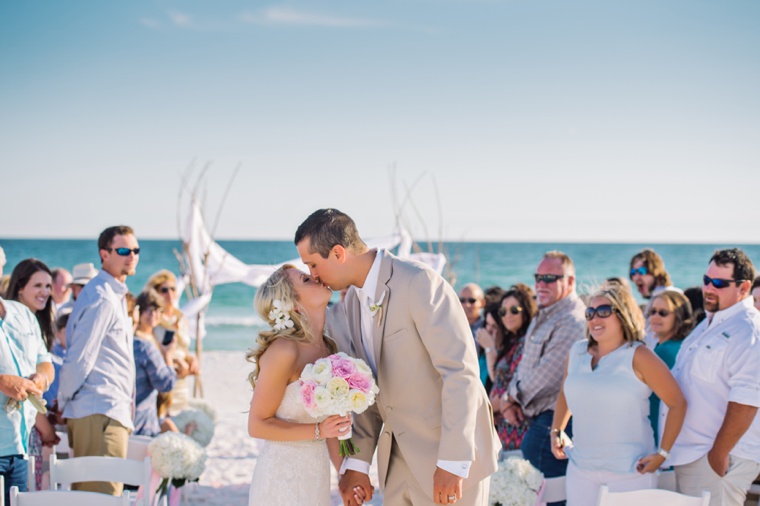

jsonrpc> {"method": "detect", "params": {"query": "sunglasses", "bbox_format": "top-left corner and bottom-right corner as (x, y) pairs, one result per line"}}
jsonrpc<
(629, 266), (648, 277)
(585, 304), (616, 321)
(648, 308), (671, 317)
(459, 297), (479, 304)
(703, 275), (746, 289)
(498, 306), (523, 317)
(534, 274), (565, 284)
(108, 247), (140, 256)
(160, 286), (177, 294)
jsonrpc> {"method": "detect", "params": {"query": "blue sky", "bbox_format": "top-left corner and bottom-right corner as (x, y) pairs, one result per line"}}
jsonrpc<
(1, 1), (758, 243)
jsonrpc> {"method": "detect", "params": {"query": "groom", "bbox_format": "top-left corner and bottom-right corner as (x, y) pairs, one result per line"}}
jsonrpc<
(296, 209), (499, 506)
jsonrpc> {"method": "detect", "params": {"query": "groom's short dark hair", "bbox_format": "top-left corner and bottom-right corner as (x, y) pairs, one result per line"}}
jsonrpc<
(295, 208), (366, 258)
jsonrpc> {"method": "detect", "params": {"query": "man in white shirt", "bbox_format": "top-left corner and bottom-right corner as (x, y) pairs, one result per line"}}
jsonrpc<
(665, 248), (760, 506)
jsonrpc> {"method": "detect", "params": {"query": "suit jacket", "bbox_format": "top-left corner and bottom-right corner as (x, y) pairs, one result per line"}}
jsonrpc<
(332, 251), (499, 498)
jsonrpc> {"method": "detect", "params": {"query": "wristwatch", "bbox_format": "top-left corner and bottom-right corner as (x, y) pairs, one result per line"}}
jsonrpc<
(656, 448), (670, 460)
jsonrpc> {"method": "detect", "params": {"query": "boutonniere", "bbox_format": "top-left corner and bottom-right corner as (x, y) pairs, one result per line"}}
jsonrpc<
(370, 291), (386, 324)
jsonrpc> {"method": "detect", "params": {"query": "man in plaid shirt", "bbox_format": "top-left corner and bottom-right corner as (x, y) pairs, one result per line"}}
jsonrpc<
(503, 251), (586, 503)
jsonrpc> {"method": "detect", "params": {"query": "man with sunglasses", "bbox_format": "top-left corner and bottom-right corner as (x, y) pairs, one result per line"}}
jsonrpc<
(58, 225), (140, 496)
(458, 284), (489, 389)
(663, 248), (760, 506)
(503, 251), (585, 504)
(629, 248), (682, 349)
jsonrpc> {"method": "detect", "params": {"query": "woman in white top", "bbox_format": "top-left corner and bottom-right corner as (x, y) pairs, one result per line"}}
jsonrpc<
(551, 286), (687, 505)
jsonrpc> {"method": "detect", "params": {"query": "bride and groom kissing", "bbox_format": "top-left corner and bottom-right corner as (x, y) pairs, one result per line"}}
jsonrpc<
(247, 208), (500, 506)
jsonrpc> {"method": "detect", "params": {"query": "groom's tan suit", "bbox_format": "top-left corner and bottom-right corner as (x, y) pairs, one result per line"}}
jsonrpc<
(328, 251), (499, 505)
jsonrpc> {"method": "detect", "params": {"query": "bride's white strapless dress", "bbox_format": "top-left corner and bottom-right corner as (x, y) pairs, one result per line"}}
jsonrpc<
(248, 381), (331, 505)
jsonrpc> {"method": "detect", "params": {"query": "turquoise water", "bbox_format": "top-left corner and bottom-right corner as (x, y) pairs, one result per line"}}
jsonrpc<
(2, 239), (759, 351)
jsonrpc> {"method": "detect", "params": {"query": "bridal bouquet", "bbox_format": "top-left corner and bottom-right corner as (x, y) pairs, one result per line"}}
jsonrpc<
(300, 352), (379, 456)
(489, 457), (544, 506)
(148, 432), (207, 501)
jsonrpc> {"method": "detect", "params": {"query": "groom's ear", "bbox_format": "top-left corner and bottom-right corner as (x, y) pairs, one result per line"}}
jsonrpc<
(332, 245), (347, 263)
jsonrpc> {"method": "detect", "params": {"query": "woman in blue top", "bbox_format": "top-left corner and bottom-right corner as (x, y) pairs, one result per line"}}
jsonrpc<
(648, 290), (693, 444)
(133, 290), (177, 437)
(551, 286), (687, 505)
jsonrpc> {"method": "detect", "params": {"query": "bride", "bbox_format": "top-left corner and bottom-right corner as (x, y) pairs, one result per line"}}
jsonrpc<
(247, 265), (369, 505)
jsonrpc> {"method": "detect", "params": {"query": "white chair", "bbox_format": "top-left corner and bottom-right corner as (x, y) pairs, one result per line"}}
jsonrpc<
(596, 485), (710, 506)
(1, 474), (5, 506)
(48, 455), (152, 506)
(126, 435), (152, 461)
(536, 476), (566, 505)
(9, 486), (129, 506)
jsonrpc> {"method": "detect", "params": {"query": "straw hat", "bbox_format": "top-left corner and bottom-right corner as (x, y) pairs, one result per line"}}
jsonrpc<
(70, 263), (99, 285)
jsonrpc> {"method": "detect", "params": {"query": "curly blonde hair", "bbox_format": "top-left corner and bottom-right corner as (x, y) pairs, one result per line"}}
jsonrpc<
(246, 264), (336, 388)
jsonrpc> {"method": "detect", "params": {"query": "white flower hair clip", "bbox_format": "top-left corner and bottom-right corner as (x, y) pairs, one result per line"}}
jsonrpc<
(269, 299), (295, 331)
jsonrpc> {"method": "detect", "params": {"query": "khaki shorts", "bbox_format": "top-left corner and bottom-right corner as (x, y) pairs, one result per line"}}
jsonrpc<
(66, 414), (131, 495)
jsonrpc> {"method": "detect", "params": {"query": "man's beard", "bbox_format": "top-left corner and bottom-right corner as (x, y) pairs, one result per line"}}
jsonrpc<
(704, 297), (719, 313)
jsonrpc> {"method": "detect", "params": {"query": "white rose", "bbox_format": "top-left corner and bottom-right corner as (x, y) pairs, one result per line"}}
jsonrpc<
(311, 359), (333, 384)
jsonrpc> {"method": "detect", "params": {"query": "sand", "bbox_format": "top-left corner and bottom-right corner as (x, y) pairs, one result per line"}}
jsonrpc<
(182, 351), (383, 506)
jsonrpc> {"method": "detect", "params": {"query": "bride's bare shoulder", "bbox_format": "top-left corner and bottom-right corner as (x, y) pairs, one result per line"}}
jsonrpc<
(260, 337), (300, 365)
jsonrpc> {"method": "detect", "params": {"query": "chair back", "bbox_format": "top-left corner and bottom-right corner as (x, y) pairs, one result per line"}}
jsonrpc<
(49, 455), (151, 505)
(597, 485), (710, 506)
(536, 476), (566, 505)
(126, 435), (152, 461)
(9, 487), (130, 506)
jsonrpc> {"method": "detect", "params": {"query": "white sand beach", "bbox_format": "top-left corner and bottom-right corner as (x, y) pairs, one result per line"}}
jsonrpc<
(182, 351), (383, 506)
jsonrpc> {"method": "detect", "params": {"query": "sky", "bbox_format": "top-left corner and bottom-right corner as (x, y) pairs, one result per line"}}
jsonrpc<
(1, 0), (759, 243)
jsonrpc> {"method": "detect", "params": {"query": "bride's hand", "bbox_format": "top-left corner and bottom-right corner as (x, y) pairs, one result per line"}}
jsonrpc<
(318, 414), (352, 439)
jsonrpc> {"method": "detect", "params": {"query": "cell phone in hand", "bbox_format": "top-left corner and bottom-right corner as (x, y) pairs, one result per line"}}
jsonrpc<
(162, 329), (176, 346)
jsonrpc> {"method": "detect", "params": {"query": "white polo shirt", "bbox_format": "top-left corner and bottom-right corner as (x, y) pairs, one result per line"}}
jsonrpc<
(663, 297), (760, 466)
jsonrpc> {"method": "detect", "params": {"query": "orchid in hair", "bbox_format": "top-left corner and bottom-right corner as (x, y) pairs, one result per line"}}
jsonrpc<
(269, 299), (295, 331)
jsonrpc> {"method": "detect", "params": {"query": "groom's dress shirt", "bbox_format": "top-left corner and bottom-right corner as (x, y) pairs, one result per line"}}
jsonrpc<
(342, 249), (471, 479)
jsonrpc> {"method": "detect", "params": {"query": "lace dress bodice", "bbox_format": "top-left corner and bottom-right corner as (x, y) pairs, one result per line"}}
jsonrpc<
(248, 382), (331, 505)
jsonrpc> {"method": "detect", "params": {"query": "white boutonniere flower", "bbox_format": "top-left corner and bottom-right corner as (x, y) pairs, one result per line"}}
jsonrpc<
(369, 292), (386, 323)
(269, 299), (295, 331)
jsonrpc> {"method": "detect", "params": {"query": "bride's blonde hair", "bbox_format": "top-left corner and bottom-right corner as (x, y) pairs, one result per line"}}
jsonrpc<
(246, 264), (336, 388)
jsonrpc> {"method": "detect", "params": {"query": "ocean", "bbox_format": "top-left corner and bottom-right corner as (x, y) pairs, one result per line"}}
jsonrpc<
(2, 239), (759, 352)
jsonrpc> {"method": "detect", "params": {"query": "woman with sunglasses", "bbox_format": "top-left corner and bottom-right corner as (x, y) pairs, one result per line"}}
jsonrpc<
(145, 270), (199, 415)
(647, 290), (693, 445)
(551, 286), (687, 505)
(478, 284), (537, 452)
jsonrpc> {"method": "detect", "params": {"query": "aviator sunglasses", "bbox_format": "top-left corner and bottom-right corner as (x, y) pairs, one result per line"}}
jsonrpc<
(498, 305), (523, 317)
(107, 247), (140, 256)
(629, 266), (648, 277)
(160, 286), (177, 294)
(459, 297), (479, 304)
(585, 304), (616, 321)
(703, 275), (746, 289)
(534, 274), (564, 284)
(648, 308), (672, 317)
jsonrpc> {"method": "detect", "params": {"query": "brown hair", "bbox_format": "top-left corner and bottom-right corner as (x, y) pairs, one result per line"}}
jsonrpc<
(494, 283), (538, 363)
(586, 286), (645, 348)
(97, 225), (135, 257)
(651, 291), (694, 342)
(7, 258), (55, 350)
(630, 249), (672, 287)
(294, 208), (366, 257)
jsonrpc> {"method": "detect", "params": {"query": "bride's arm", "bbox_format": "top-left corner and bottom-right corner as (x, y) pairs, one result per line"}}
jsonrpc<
(248, 339), (350, 441)
(327, 438), (342, 472)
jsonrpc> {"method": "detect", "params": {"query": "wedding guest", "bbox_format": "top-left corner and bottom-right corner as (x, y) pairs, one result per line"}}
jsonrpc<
(145, 270), (199, 415)
(474, 301), (501, 395)
(459, 283), (488, 389)
(647, 290), (693, 444)
(551, 286), (687, 505)
(683, 286), (706, 325)
(59, 225), (139, 496)
(751, 276), (760, 311)
(57, 263), (98, 314)
(484, 285), (506, 307)
(133, 290), (177, 437)
(50, 268), (73, 314)
(479, 284), (537, 453)
(43, 309), (70, 429)
(666, 249), (760, 506)
(0, 295), (53, 502)
(6, 259), (59, 488)
(503, 252), (586, 503)
(629, 248), (682, 348)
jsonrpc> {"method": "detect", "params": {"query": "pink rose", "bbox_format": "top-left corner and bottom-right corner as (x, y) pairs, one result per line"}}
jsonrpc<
(300, 380), (317, 409)
(328, 354), (342, 364)
(332, 358), (356, 379)
(346, 372), (371, 392)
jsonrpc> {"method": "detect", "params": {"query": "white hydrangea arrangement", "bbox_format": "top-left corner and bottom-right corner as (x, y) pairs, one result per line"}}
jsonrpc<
(148, 432), (207, 498)
(489, 457), (544, 506)
(187, 398), (218, 423)
(172, 407), (215, 447)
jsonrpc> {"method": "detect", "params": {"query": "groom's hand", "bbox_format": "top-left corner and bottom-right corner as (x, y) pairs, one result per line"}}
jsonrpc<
(340, 470), (373, 506)
(433, 467), (463, 504)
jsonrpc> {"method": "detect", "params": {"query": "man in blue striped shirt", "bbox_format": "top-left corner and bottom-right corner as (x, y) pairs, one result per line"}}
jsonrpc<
(58, 225), (139, 496)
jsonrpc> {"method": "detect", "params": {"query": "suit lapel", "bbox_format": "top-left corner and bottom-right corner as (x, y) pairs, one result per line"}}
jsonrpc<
(344, 287), (368, 363)
(372, 253), (393, 370)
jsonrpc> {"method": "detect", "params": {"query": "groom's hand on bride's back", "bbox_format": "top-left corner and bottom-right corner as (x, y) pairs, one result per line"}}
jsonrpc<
(339, 470), (373, 506)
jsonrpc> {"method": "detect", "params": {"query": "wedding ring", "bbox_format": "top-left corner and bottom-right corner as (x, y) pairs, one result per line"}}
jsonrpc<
(447, 495), (456, 500)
